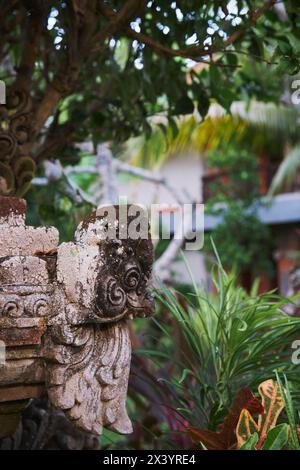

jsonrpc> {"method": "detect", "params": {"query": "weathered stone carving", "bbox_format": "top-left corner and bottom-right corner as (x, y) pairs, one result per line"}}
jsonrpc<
(0, 90), (36, 197)
(0, 397), (100, 450)
(0, 196), (153, 439)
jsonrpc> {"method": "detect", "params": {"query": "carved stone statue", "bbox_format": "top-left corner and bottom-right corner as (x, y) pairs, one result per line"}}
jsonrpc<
(0, 196), (153, 444)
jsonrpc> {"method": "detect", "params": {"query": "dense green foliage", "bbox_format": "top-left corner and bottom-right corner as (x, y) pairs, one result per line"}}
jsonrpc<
(208, 205), (273, 276)
(204, 146), (273, 275)
(1, 1), (300, 171)
(105, 261), (300, 449)
(206, 146), (260, 205)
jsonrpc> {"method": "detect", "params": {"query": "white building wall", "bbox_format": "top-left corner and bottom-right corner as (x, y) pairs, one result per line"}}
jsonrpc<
(118, 153), (207, 285)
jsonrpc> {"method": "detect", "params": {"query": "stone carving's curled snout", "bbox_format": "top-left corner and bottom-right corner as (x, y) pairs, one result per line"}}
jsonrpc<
(56, 204), (154, 325)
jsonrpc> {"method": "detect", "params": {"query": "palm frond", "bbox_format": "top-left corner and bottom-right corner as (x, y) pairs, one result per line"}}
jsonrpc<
(268, 144), (300, 195)
(122, 101), (300, 172)
(232, 102), (299, 143)
(122, 116), (198, 169)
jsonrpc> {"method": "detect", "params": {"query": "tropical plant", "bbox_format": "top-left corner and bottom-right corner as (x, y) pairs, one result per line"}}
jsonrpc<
(132, 256), (300, 449)
(202, 145), (273, 277)
(236, 376), (300, 450)
(230, 99), (300, 196)
(187, 386), (264, 450)
(201, 100), (300, 196)
(236, 379), (285, 449)
(123, 97), (300, 196)
(275, 371), (300, 450)
(187, 378), (296, 450)
(269, 143), (300, 196)
(205, 146), (260, 206)
(205, 206), (274, 277)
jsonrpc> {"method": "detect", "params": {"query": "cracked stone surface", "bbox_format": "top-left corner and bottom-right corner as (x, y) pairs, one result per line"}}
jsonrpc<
(0, 196), (153, 441)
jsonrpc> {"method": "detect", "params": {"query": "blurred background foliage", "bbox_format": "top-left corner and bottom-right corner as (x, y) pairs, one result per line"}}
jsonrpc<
(1, 0), (300, 194)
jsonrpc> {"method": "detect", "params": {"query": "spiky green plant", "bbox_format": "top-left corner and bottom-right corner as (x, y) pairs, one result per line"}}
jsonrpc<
(136, 256), (300, 432)
(275, 371), (300, 450)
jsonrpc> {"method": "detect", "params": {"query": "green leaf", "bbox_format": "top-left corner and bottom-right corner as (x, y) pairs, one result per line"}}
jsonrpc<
(174, 95), (194, 115)
(168, 117), (179, 140)
(209, 64), (221, 95)
(197, 88), (210, 118)
(179, 368), (194, 384)
(275, 372), (300, 450)
(277, 57), (299, 75)
(239, 432), (259, 450)
(225, 53), (238, 68)
(277, 37), (293, 55)
(268, 144), (300, 196)
(261, 424), (289, 450)
(250, 31), (265, 58)
(114, 38), (130, 71)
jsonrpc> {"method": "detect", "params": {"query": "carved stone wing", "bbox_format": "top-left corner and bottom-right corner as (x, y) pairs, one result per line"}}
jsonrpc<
(44, 321), (132, 435)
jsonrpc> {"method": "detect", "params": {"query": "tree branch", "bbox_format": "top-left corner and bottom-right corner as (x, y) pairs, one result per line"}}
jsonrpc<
(153, 207), (195, 282)
(65, 156), (192, 205)
(122, 0), (276, 61)
(32, 160), (96, 205)
(95, 143), (119, 204)
(32, 84), (62, 137)
(220, 0), (276, 50)
(34, 121), (76, 163)
(32, 0), (148, 137)
(14, 6), (44, 91)
(37, 145), (199, 281)
(94, 0), (148, 51)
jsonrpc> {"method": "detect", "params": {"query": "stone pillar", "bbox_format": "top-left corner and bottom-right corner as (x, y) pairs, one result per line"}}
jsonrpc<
(0, 196), (59, 438)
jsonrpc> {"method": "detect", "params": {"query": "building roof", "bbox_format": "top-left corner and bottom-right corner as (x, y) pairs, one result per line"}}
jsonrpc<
(204, 192), (300, 231)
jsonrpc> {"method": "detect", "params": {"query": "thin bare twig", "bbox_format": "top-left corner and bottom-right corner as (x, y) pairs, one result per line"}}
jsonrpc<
(65, 157), (192, 205)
